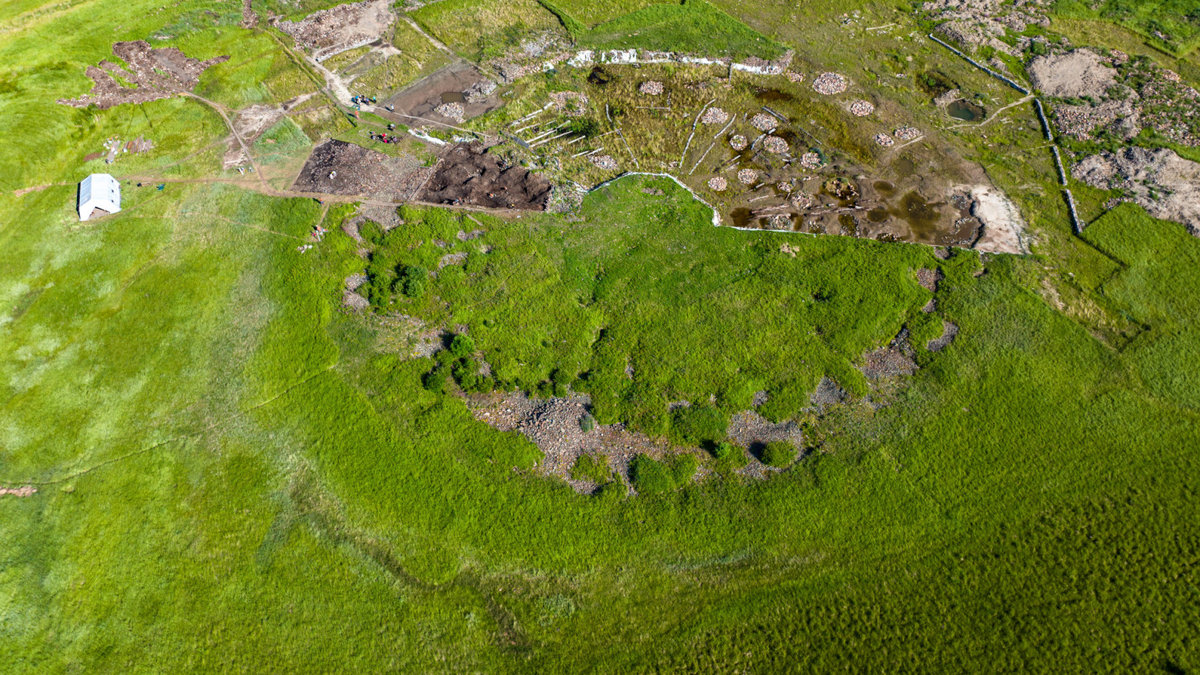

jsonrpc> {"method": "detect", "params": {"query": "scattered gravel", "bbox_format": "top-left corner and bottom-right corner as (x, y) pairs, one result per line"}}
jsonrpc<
(737, 168), (758, 184)
(763, 135), (788, 154)
(860, 329), (918, 379)
(894, 125), (921, 141)
(849, 99), (875, 116)
(809, 376), (847, 411)
(342, 290), (369, 310)
(727, 410), (803, 453)
(700, 106), (730, 124)
(800, 152), (821, 169)
(787, 71), (805, 83)
(589, 154), (618, 170)
(549, 90), (589, 116)
(639, 80), (664, 96)
(729, 134), (748, 151)
(707, 176), (728, 191)
(916, 267), (944, 291)
(927, 320), (959, 352)
(434, 101), (465, 122)
(874, 133), (894, 147)
(750, 113), (777, 132)
(812, 71), (848, 95)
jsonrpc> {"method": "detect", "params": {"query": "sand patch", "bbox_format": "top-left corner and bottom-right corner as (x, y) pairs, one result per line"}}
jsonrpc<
(1028, 49), (1116, 99)
(971, 185), (1029, 254)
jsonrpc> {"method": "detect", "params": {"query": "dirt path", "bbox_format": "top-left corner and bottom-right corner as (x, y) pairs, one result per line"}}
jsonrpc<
(947, 94), (1035, 130)
(181, 92), (268, 191)
(400, 15), (457, 58)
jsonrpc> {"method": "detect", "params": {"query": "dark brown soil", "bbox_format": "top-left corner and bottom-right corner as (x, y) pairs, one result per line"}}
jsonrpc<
(291, 139), (421, 199)
(58, 41), (228, 109)
(420, 142), (551, 210)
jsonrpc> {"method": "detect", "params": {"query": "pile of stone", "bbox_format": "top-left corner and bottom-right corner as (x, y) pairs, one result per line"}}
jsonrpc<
(550, 91), (589, 116)
(700, 107), (730, 124)
(812, 72), (848, 95)
(874, 133), (894, 147)
(464, 79), (498, 104)
(639, 80), (664, 96)
(589, 154), (618, 170)
(1053, 100), (1139, 142)
(790, 192), (813, 209)
(787, 71), (805, 83)
(849, 100), (874, 116)
(766, 214), (792, 230)
(729, 134), (748, 151)
(763, 135), (789, 154)
(738, 168), (758, 184)
(434, 101), (465, 122)
(750, 113), (777, 131)
(800, 152), (821, 169)
(894, 125), (921, 141)
(707, 176), (727, 191)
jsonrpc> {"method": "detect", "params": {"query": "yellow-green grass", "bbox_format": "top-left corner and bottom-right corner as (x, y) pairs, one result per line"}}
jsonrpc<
(411, 0), (564, 60)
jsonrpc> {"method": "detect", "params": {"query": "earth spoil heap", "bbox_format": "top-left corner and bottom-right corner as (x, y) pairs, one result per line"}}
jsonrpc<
(420, 142), (552, 210)
(58, 41), (229, 109)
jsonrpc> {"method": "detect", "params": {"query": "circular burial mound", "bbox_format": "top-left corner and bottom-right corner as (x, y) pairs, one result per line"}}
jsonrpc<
(813, 72), (848, 95)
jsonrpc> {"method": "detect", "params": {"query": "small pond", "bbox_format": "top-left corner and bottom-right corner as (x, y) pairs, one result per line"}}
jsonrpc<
(947, 99), (986, 122)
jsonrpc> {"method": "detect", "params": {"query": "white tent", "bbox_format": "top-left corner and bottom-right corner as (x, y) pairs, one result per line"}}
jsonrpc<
(78, 173), (121, 221)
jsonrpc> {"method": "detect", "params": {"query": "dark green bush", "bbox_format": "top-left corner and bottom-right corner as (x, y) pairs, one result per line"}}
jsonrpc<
(396, 265), (428, 298)
(422, 367), (447, 393)
(629, 455), (674, 494)
(760, 441), (797, 468)
(450, 334), (476, 358)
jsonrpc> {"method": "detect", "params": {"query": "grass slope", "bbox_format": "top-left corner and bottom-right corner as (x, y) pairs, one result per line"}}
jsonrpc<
(2, 0), (1199, 671)
(575, 0), (788, 59)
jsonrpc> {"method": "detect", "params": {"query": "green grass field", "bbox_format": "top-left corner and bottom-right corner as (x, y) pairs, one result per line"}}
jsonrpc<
(2, 0), (1199, 671)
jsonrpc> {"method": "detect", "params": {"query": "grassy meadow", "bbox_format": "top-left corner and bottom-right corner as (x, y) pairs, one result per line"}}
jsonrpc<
(1, 0), (1199, 671)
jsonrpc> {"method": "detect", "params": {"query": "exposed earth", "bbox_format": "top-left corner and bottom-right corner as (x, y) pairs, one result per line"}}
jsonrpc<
(1028, 49), (1116, 99)
(57, 41), (229, 109)
(1073, 147), (1200, 236)
(419, 141), (552, 210)
(291, 139), (424, 199)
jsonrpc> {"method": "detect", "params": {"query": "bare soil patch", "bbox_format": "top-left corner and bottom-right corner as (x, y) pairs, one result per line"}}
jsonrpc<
(383, 62), (501, 125)
(0, 485), (37, 497)
(1028, 49), (1116, 99)
(927, 320), (959, 352)
(58, 41), (228, 109)
(291, 139), (422, 199)
(419, 142), (551, 210)
(468, 392), (696, 493)
(860, 329), (918, 380)
(275, 0), (394, 61)
(1073, 147), (1200, 236)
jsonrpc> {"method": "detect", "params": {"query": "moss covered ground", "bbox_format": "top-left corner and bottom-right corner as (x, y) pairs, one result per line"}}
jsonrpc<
(1, 0), (1199, 671)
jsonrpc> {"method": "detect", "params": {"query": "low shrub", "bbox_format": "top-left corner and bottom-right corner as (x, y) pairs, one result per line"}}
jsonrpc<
(450, 333), (476, 358)
(760, 441), (796, 468)
(570, 454), (611, 483)
(629, 454), (674, 494)
(671, 403), (728, 446)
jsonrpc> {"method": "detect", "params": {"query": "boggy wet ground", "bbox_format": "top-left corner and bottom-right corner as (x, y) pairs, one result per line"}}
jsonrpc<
(712, 126), (989, 247)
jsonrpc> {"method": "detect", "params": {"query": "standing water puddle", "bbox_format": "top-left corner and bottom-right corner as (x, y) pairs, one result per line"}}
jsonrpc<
(947, 99), (985, 122)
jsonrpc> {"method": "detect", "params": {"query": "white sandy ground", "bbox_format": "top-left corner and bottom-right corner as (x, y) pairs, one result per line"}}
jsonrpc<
(970, 185), (1030, 254)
